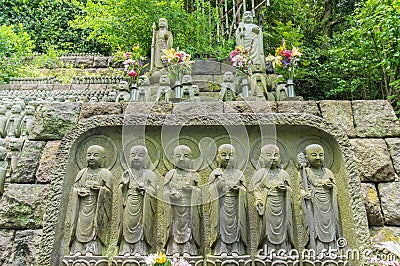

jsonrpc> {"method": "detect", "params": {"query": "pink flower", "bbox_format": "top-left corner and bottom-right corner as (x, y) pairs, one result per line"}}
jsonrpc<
(230, 49), (240, 59)
(124, 52), (131, 59)
(282, 50), (292, 57)
(128, 70), (137, 77)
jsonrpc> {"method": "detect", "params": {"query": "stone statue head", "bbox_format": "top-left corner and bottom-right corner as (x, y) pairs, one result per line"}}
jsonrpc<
(86, 145), (106, 169)
(243, 11), (254, 23)
(0, 105), (6, 115)
(159, 75), (170, 86)
(173, 145), (193, 170)
(10, 105), (22, 114)
(7, 137), (23, 151)
(182, 75), (192, 85)
(129, 145), (150, 170)
(119, 81), (130, 92)
(138, 75), (150, 86)
(252, 62), (263, 73)
(107, 91), (117, 102)
(25, 105), (35, 116)
(259, 144), (280, 169)
(0, 146), (6, 160)
(217, 144), (236, 169)
(89, 96), (98, 102)
(159, 18), (168, 30)
(304, 144), (324, 168)
(223, 72), (234, 83)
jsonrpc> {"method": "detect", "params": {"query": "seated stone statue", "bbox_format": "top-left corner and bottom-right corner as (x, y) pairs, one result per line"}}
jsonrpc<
(163, 145), (201, 256)
(6, 137), (23, 177)
(151, 18), (173, 71)
(0, 105), (8, 138)
(219, 72), (237, 102)
(209, 144), (248, 256)
(156, 75), (172, 102)
(5, 105), (23, 138)
(116, 81), (131, 102)
(235, 11), (265, 69)
(0, 146), (8, 196)
(19, 105), (35, 138)
(69, 145), (113, 256)
(251, 144), (293, 254)
(275, 83), (288, 101)
(132, 75), (151, 102)
(250, 63), (273, 100)
(180, 75), (196, 102)
(299, 144), (342, 255)
(119, 145), (157, 256)
(107, 91), (118, 102)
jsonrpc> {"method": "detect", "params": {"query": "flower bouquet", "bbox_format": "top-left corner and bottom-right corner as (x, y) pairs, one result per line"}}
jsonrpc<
(144, 252), (190, 266)
(265, 39), (302, 82)
(161, 47), (193, 84)
(229, 45), (254, 76)
(122, 44), (148, 87)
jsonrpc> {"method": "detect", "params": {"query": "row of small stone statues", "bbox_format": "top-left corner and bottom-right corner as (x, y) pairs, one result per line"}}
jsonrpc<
(68, 142), (342, 258)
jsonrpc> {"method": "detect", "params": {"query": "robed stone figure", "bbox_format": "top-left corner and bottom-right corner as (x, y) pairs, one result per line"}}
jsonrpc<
(163, 145), (201, 256)
(299, 144), (342, 255)
(119, 145), (157, 256)
(69, 145), (113, 256)
(251, 144), (293, 254)
(209, 144), (248, 256)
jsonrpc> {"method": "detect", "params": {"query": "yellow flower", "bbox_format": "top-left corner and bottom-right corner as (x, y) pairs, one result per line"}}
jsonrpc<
(156, 252), (167, 264)
(275, 46), (284, 56)
(291, 46), (303, 57)
(265, 54), (276, 62)
(162, 48), (177, 60)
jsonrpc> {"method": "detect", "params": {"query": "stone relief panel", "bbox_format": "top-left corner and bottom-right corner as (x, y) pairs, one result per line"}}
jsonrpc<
(37, 116), (369, 266)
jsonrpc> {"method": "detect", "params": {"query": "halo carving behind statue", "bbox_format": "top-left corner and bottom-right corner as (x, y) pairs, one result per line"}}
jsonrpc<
(250, 137), (289, 169)
(163, 136), (204, 171)
(208, 135), (248, 170)
(294, 136), (334, 169)
(120, 136), (161, 171)
(75, 135), (117, 170)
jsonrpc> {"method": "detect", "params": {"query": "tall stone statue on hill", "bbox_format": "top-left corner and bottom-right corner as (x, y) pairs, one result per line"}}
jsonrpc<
(69, 145), (112, 256)
(298, 144), (342, 254)
(119, 145), (157, 256)
(151, 18), (173, 71)
(209, 144), (248, 256)
(235, 11), (265, 70)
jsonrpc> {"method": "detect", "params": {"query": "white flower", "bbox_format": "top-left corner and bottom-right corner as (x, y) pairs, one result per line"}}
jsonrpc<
(144, 253), (157, 266)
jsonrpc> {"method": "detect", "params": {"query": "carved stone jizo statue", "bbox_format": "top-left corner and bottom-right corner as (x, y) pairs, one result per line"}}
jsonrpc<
(69, 145), (112, 256)
(299, 144), (342, 254)
(151, 18), (173, 71)
(219, 72), (237, 102)
(119, 145), (157, 256)
(156, 75), (172, 102)
(163, 145), (201, 256)
(251, 144), (293, 253)
(209, 144), (248, 256)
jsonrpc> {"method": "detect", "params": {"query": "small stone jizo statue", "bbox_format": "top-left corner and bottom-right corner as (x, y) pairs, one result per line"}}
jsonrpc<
(156, 75), (172, 102)
(219, 72), (237, 102)
(151, 18), (173, 71)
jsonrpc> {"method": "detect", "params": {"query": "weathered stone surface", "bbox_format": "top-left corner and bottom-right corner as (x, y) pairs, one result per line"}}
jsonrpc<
(124, 102), (173, 115)
(277, 101), (321, 116)
(10, 141), (46, 183)
(75, 56), (94, 68)
(385, 138), (400, 175)
(88, 84), (107, 90)
(79, 102), (122, 120)
(59, 56), (76, 66)
(0, 229), (14, 265)
(224, 101), (277, 113)
(30, 102), (81, 140)
(319, 100), (355, 137)
(352, 100), (400, 137)
(53, 84), (71, 90)
(378, 182), (400, 225)
(93, 56), (111, 68)
(362, 183), (384, 226)
(350, 138), (396, 182)
(70, 84), (89, 90)
(370, 226), (400, 245)
(192, 60), (221, 75)
(172, 102), (223, 115)
(36, 141), (61, 183)
(8, 230), (42, 266)
(0, 184), (49, 229)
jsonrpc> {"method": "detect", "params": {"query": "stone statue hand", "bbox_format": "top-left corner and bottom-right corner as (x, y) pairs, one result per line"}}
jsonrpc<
(256, 201), (264, 215)
(170, 190), (182, 200)
(230, 184), (239, 191)
(78, 187), (90, 197)
(252, 26), (260, 33)
(277, 183), (287, 191)
(89, 181), (101, 190)
(182, 182), (192, 191)
(323, 180), (333, 188)
(301, 190), (311, 200)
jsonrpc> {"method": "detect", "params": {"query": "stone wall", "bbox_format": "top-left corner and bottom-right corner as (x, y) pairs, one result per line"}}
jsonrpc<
(0, 99), (398, 265)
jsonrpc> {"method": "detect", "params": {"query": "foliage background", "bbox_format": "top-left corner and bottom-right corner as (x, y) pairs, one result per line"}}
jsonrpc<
(0, 0), (399, 114)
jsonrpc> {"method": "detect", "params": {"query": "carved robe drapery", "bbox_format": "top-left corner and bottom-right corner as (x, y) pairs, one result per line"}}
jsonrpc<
(209, 168), (248, 255)
(69, 168), (112, 255)
(163, 169), (201, 255)
(302, 167), (341, 253)
(119, 169), (157, 255)
(252, 168), (293, 252)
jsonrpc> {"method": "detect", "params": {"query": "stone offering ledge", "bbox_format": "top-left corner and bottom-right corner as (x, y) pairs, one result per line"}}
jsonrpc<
(0, 100), (398, 265)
